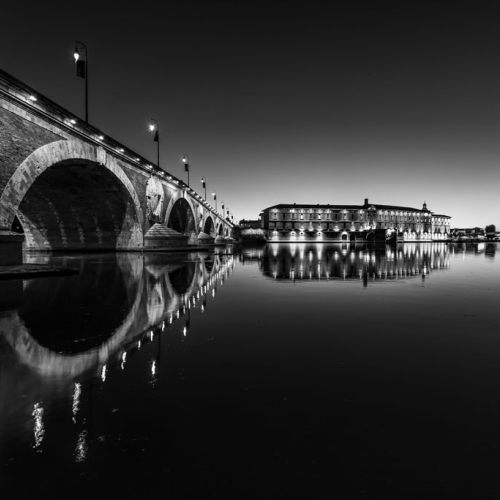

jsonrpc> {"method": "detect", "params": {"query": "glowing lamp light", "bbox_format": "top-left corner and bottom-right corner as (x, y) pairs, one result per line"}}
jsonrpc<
(98, 135), (104, 140)
(149, 123), (156, 132)
(70, 119), (76, 124)
(29, 95), (37, 101)
(73, 47), (80, 62)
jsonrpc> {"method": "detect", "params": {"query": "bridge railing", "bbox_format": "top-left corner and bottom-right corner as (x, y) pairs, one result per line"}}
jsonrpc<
(0, 68), (233, 228)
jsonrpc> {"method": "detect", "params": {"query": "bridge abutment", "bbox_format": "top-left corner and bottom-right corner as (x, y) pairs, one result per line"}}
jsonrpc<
(0, 229), (24, 265)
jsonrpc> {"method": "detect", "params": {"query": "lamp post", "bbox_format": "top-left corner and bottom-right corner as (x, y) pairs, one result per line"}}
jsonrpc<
(212, 191), (217, 212)
(201, 177), (206, 200)
(73, 41), (88, 124)
(149, 119), (160, 169)
(183, 155), (190, 187)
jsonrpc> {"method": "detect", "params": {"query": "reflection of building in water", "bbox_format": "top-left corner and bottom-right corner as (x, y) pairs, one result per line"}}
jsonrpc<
(260, 198), (451, 242)
(261, 242), (450, 285)
(451, 242), (497, 259)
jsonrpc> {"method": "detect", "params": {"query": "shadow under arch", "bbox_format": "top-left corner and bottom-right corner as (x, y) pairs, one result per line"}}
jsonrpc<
(0, 139), (144, 251)
(204, 215), (216, 237)
(165, 196), (197, 236)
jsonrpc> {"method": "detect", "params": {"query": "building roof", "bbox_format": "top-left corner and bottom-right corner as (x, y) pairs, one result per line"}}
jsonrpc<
(261, 202), (450, 216)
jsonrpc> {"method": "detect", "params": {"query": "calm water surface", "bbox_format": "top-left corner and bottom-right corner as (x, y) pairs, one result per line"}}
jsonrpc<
(0, 243), (499, 498)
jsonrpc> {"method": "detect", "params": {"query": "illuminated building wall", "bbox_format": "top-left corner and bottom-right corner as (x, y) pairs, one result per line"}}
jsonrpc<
(260, 198), (451, 242)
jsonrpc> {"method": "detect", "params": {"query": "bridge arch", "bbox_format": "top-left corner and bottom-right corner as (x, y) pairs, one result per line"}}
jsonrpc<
(203, 215), (216, 237)
(0, 140), (144, 250)
(164, 192), (197, 238)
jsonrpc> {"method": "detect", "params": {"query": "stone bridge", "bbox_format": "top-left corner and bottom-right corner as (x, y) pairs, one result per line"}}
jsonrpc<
(0, 69), (234, 259)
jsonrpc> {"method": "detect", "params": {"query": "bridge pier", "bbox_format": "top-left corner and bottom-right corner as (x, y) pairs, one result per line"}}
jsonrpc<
(144, 224), (189, 249)
(0, 229), (24, 265)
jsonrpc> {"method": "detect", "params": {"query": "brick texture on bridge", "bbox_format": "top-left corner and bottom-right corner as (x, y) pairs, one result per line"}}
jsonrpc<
(0, 107), (64, 197)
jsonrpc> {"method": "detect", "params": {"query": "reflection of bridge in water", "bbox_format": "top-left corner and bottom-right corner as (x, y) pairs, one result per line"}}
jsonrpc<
(0, 250), (235, 381)
(257, 242), (451, 285)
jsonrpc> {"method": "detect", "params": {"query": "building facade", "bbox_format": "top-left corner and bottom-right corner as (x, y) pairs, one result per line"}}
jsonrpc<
(260, 198), (451, 242)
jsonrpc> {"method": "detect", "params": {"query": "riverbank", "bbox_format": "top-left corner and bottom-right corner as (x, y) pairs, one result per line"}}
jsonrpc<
(0, 263), (79, 280)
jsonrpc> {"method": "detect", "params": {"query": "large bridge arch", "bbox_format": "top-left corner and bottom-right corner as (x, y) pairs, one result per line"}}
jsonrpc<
(203, 215), (216, 237)
(0, 139), (144, 250)
(164, 192), (198, 237)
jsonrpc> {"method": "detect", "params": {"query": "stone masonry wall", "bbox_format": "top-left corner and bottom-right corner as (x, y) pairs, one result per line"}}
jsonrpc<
(0, 107), (64, 197)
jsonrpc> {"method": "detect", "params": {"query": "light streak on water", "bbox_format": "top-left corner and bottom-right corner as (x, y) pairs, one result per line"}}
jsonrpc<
(32, 403), (44, 450)
(72, 383), (81, 423)
(75, 430), (88, 462)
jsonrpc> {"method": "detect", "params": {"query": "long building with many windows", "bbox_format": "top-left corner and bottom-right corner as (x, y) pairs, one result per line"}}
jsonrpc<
(260, 198), (451, 242)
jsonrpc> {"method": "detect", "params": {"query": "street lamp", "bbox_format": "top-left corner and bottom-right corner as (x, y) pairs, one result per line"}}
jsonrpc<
(212, 191), (217, 212)
(201, 177), (206, 200)
(73, 41), (88, 124)
(183, 155), (190, 187)
(149, 119), (159, 169)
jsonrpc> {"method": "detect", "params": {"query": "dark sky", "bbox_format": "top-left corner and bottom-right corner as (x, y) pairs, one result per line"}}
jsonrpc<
(1, 1), (499, 227)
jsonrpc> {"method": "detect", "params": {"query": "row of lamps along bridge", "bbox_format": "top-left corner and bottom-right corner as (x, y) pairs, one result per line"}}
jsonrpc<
(72, 41), (235, 223)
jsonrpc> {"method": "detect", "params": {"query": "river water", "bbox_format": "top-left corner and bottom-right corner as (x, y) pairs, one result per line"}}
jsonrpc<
(1, 242), (499, 498)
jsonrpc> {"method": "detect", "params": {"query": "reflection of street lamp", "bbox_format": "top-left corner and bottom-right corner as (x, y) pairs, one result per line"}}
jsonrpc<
(183, 155), (189, 187)
(201, 177), (206, 200)
(212, 191), (217, 212)
(149, 119), (160, 169)
(73, 41), (88, 123)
